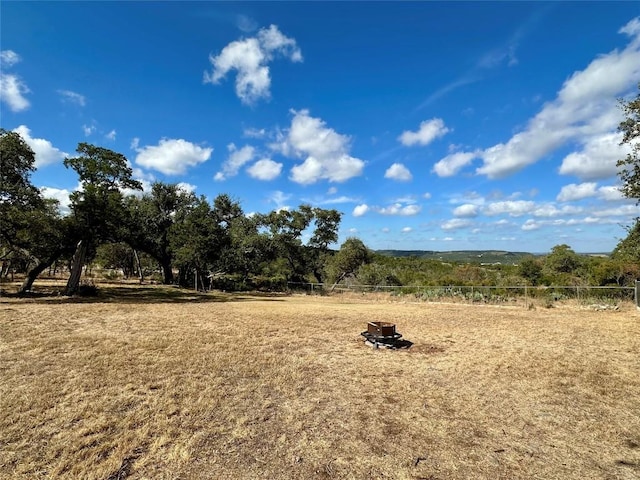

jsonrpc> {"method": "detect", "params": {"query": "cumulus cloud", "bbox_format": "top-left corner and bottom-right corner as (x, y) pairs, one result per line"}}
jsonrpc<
(204, 24), (302, 104)
(275, 109), (365, 184)
(521, 219), (540, 231)
(176, 182), (197, 193)
(135, 138), (212, 175)
(475, 17), (640, 179)
(433, 151), (478, 177)
(1, 73), (30, 112)
(558, 132), (628, 180)
(0, 50), (30, 112)
(353, 204), (370, 217)
(453, 204), (479, 217)
(398, 118), (450, 146)
(247, 158), (282, 180)
(377, 203), (421, 216)
(441, 218), (472, 231)
(12, 125), (67, 168)
(384, 163), (412, 181)
(105, 129), (116, 141)
(40, 186), (72, 215)
(402, 227), (413, 233)
(215, 144), (255, 181)
(556, 182), (598, 202)
(483, 200), (536, 217)
(597, 185), (625, 202)
(58, 89), (86, 107)
(0, 50), (20, 67)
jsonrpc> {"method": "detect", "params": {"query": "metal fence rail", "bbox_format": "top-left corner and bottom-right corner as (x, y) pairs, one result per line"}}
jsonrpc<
(287, 282), (637, 308)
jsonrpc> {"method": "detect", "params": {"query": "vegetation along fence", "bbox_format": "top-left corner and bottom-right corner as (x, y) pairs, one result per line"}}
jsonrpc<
(288, 282), (638, 309)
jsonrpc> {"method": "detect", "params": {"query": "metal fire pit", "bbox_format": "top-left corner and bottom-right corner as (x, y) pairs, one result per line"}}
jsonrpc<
(361, 321), (402, 348)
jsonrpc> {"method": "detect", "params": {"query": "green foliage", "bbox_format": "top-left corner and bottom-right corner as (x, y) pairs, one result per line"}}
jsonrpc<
(325, 237), (370, 285)
(544, 244), (583, 275)
(617, 83), (640, 202)
(125, 182), (198, 284)
(518, 256), (543, 286)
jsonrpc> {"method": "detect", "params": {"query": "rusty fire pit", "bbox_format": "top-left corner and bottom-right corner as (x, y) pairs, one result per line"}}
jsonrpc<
(361, 321), (403, 348)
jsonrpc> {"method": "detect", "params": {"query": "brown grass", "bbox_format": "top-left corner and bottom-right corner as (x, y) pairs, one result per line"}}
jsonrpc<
(1, 282), (639, 479)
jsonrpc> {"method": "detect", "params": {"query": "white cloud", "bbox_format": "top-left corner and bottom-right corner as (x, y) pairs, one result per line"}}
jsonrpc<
(315, 195), (358, 205)
(441, 218), (472, 231)
(83, 124), (95, 136)
(377, 203), (421, 216)
(597, 185), (625, 202)
(398, 118), (450, 146)
(105, 129), (116, 141)
(277, 109), (365, 184)
(532, 204), (583, 218)
(215, 144), (255, 181)
(423, 192), (432, 199)
(483, 200), (535, 217)
(558, 132), (628, 180)
(381, 227), (390, 233)
(12, 125), (67, 168)
(58, 89), (86, 107)
(433, 151), (478, 177)
(521, 219), (540, 231)
(39, 186), (72, 215)
(176, 182), (197, 193)
(556, 182), (598, 202)
(135, 138), (212, 175)
(243, 127), (266, 138)
(453, 204), (479, 217)
(327, 186), (338, 195)
(384, 163), (412, 181)
(0, 50), (29, 112)
(353, 204), (370, 217)
(476, 18), (640, 179)
(402, 227), (413, 233)
(0, 74), (30, 112)
(247, 158), (282, 180)
(204, 24), (302, 104)
(267, 190), (291, 209)
(0, 50), (20, 67)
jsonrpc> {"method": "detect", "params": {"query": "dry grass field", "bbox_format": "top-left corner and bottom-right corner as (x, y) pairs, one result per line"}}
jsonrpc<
(1, 282), (639, 479)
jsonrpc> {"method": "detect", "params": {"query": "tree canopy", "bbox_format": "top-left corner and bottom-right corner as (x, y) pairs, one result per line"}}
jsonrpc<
(617, 82), (640, 202)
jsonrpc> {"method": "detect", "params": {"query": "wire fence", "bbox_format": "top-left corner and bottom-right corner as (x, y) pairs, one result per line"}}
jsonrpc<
(287, 282), (638, 309)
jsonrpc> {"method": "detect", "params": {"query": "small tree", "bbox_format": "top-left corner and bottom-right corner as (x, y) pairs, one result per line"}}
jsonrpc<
(326, 237), (371, 290)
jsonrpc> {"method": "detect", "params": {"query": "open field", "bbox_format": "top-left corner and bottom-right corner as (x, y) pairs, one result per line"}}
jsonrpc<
(1, 283), (639, 479)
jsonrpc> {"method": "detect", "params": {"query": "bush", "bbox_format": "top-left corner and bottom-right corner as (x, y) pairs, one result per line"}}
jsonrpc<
(77, 280), (99, 296)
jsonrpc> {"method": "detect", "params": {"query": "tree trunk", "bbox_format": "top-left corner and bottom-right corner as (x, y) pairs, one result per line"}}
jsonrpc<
(19, 250), (63, 294)
(330, 271), (347, 292)
(133, 249), (144, 283)
(65, 240), (88, 296)
(160, 257), (173, 284)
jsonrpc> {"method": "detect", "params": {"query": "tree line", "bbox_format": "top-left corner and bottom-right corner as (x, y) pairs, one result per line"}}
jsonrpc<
(1, 84), (638, 295)
(1, 134), (367, 294)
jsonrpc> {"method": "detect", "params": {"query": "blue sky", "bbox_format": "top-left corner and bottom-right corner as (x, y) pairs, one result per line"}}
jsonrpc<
(2, 2), (640, 253)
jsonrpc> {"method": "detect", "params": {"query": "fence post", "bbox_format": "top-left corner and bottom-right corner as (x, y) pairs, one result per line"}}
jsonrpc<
(636, 281), (639, 310)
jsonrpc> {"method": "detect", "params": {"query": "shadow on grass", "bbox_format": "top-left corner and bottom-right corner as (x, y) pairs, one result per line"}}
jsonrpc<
(1, 285), (289, 305)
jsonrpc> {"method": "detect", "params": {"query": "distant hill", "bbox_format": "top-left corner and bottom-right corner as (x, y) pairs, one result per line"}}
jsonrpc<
(374, 250), (610, 264)
(374, 250), (536, 264)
